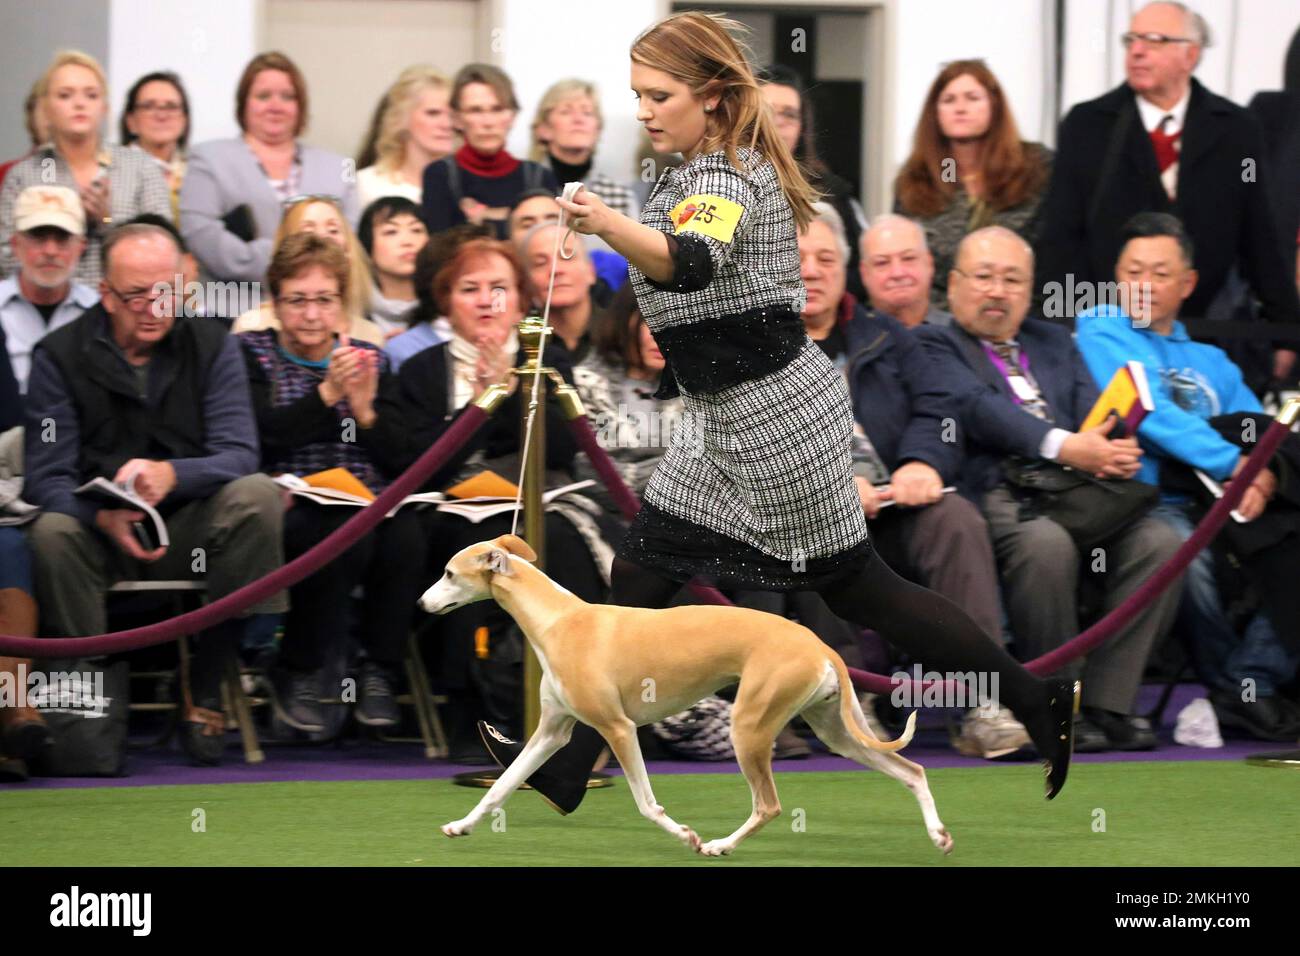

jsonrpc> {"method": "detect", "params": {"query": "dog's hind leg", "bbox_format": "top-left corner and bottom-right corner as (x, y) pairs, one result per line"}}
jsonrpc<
(698, 720), (782, 857)
(441, 703), (576, 838)
(801, 699), (953, 855)
(599, 716), (702, 852)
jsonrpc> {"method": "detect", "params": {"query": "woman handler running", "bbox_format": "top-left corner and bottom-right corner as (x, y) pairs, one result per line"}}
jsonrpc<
(483, 12), (1077, 809)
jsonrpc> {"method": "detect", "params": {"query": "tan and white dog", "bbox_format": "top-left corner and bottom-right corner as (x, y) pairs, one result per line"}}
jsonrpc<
(419, 534), (952, 856)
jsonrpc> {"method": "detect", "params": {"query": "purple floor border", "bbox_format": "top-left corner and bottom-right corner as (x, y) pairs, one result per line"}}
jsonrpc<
(3, 681), (1289, 792)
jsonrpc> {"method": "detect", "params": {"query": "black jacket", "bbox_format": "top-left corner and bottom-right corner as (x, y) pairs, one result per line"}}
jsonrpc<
(1247, 90), (1300, 282)
(917, 317), (1099, 500)
(842, 302), (960, 483)
(376, 340), (579, 493)
(1037, 80), (1300, 327)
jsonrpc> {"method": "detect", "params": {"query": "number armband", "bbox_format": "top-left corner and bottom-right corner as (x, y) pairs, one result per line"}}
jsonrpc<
(669, 193), (744, 244)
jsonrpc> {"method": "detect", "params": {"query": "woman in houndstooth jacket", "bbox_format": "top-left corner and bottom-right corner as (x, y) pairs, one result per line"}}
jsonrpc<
(485, 11), (1078, 809)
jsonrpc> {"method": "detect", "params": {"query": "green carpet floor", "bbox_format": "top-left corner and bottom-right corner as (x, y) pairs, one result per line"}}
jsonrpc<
(3, 761), (1293, 866)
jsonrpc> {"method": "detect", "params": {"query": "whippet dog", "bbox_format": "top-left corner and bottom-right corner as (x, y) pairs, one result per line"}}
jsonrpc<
(420, 534), (952, 857)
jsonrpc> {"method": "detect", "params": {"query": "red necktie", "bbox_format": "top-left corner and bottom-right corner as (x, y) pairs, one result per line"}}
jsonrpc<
(1149, 115), (1182, 174)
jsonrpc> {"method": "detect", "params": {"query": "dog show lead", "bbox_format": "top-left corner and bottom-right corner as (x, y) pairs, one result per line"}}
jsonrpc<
(481, 11), (1078, 810)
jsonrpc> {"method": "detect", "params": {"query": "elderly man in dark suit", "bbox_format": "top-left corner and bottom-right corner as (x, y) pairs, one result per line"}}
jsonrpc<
(920, 226), (1183, 752)
(1037, 1), (1299, 385)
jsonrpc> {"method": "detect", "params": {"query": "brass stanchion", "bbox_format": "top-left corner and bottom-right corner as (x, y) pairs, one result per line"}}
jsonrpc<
(455, 316), (610, 793)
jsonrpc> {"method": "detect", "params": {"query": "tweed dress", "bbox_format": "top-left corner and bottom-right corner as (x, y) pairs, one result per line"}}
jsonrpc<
(619, 147), (871, 590)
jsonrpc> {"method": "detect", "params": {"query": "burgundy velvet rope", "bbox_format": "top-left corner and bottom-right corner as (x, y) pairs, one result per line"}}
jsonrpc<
(567, 413), (1290, 694)
(0, 406), (492, 656)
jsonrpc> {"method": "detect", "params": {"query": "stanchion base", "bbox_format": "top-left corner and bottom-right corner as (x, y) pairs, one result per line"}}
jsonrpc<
(452, 770), (615, 790)
(1244, 749), (1300, 769)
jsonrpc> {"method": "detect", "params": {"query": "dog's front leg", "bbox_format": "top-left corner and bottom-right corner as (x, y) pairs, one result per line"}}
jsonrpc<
(601, 718), (701, 853)
(441, 707), (576, 838)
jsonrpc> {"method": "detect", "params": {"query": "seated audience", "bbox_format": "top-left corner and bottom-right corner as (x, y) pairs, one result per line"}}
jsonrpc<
(181, 51), (359, 283)
(1076, 212), (1300, 740)
(894, 60), (1051, 311)
(377, 237), (606, 755)
(239, 233), (426, 732)
(517, 219), (604, 362)
(530, 79), (639, 220)
(357, 196), (428, 337)
(572, 283), (681, 515)
(0, 510), (43, 782)
(356, 66), (455, 208)
(23, 223), (287, 766)
(120, 71), (191, 221)
(1, 51), (171, 284)
(422, 64), (558, 239)
(1, 186), (97, 394)
(858, 214), (953, 329)
(232, 195), (381, 342)
(761, 64), (867, 300)
(919, 226), (1183, 753)
(383, 224), (489, 373)
(506, 189), (561, 244)
(802, 204), (1028, 756)
(1038, 2), (1298, 390)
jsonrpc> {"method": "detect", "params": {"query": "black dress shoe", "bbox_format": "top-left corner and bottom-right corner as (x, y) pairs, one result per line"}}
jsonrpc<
(1072, 713), (1110, 754)
(1083, 707), (1157, 751)
(477, 720), (599, 815)
(1211, 691), (1300, 742)
(1041, 680), (1080, 800)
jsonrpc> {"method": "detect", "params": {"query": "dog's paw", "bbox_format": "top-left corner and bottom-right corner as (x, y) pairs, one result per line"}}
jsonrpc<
(930, 826), (953, 855)
(699, 839), (733, 857)
(677, 826), (701, 852)
(441, 819), (474, 838)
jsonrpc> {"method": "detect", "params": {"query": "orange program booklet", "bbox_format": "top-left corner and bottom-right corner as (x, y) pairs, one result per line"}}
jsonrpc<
(1081, 360), (1156, 438)
(303, 467), (376, 501)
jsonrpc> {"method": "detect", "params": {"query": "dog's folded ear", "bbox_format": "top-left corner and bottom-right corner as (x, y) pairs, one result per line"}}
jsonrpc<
(491, 534), (538, 563)
(482, 547), (514, 577)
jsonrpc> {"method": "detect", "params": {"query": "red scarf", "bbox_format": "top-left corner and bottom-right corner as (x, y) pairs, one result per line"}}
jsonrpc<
(456, 144), (520, 178)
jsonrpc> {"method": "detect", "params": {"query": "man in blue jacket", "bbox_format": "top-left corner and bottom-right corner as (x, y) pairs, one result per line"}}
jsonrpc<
(920, 226), (1183, 752)
(23, 223), (288, 765)
(801, 206), (1029, 758)
(1076, 212), (1299, 740)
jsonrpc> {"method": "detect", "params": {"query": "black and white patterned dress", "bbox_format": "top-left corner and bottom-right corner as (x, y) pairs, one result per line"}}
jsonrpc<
(618, 147), (871, 590)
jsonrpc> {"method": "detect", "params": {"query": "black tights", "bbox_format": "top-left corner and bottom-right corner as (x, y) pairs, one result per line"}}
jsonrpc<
(609, 552), (1044, 717)
(552, 551), (1055, 777)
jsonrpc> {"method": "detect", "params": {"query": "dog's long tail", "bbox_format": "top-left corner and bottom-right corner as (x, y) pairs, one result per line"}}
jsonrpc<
(830, 652), (916, 753)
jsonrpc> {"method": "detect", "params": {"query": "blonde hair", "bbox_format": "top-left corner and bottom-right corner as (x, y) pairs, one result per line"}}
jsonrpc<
(37, 50), (109, 142)
(374, 65), (452, 175)
(274, 200), (372, 319)
(631, 13), (818, 228)
(529, 78), (603, 162)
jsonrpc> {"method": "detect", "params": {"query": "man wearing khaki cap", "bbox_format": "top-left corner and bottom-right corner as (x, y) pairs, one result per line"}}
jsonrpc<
(0, 185), (98, 395)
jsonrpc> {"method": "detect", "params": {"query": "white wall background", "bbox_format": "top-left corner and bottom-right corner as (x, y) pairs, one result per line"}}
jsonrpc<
(107, 0), (259, 146)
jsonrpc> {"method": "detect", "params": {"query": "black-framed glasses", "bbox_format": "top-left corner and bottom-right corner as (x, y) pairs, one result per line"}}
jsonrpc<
(1121, 32), (1194, 47)
(281, 193), (342, 212)
(105, 281), (177, 312)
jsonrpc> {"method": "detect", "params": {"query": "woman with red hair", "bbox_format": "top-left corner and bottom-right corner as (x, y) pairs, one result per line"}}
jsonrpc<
(894, 60), (1052, 309)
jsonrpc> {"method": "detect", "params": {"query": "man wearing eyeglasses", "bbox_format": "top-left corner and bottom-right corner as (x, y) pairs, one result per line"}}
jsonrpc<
(0, 186), (97, 397)
(1038, 1), (1300, 390)
(920, 226), (1184, 753)
(22, 221), (288, 766)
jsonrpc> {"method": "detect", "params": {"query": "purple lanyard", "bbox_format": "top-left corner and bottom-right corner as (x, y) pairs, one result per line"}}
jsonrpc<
(981, 341), (1032, 406)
